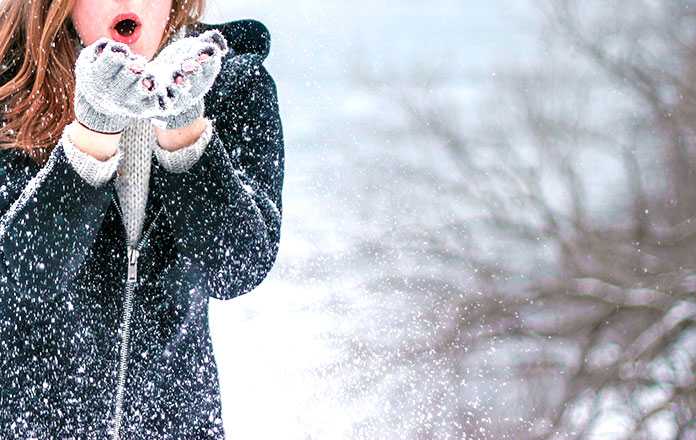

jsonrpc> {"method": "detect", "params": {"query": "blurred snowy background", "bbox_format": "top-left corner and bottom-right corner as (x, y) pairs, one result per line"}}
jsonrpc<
(203, 1), (696, 439)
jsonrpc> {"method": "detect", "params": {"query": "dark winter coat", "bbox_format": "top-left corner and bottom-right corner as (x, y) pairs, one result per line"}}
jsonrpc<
(0, 19), (283, 439)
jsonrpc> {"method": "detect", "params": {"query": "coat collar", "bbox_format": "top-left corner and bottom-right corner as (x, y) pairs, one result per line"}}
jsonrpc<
(108, 149), (166, 246)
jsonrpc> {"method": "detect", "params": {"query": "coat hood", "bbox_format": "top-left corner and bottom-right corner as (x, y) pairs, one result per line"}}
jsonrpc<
(192, 19), (271, 63)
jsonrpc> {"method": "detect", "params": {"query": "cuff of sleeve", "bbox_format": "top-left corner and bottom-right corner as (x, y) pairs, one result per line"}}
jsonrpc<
(74, 90), (131, 134)
(153, 118), (213, 174)
(165, 100), (205, 130)
(61, 122), (123, 188)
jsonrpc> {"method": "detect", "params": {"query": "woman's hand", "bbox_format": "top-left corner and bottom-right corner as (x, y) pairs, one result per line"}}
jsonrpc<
(73, 38), (153, 134)
(142, 30), (229, 130)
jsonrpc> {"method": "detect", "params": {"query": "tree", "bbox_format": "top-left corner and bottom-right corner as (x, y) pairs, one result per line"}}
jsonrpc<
(334, 0), (696, 438)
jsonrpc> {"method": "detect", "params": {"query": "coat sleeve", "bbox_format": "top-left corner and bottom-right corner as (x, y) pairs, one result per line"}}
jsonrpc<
(152, 47), (284, 300)
(0, 142), (116, 298)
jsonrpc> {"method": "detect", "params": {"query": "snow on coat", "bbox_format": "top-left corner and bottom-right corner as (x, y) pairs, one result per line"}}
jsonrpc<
(0, 19), (284, 439)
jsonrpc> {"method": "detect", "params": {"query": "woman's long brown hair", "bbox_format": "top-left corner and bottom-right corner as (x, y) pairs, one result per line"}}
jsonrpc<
(0, 0), (206, 166)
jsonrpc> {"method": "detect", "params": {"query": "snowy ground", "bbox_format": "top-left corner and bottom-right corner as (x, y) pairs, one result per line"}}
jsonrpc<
(202, 1), (533, 438)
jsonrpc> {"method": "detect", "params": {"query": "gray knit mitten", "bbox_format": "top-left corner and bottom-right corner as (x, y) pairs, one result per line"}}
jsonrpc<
(142, 30), (229, 130)
(74, 38), (151, 134)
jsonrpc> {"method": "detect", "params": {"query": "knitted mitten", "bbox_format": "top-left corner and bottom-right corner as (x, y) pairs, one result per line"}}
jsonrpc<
(142, 30), (229, 130)
(74, 38), (151, 133)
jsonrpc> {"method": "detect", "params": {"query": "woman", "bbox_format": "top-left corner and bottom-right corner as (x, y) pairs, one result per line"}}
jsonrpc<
(0, 0), (284, 438)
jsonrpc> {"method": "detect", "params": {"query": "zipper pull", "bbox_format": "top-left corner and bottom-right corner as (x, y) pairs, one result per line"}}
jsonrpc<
(127, 248), (139, 283)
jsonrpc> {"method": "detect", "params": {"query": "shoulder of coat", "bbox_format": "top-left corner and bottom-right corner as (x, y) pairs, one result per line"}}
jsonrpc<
(188, 19), (271, 62)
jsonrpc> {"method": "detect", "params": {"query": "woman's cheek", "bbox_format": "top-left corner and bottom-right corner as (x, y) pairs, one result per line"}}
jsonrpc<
(140, 4), (172, 58)
(72, 15), (104, 46)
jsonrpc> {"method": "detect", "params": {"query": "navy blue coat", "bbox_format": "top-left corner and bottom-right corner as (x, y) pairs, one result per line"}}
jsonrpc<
(0, 19), (284, 439)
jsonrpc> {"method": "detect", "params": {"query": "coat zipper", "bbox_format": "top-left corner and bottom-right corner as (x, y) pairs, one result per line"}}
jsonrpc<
(108, 193), (164, 440)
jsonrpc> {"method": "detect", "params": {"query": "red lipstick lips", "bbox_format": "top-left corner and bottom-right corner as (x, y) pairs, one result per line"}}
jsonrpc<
(111, 13), (141, 45)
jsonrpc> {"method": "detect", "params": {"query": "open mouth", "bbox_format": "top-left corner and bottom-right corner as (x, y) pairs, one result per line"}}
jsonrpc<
(111, 13), (141, 44)
(115, 19), (137, 36)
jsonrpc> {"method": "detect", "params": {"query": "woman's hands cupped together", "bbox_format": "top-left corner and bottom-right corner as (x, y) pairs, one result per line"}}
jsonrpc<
(73, 30), (229, 134)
